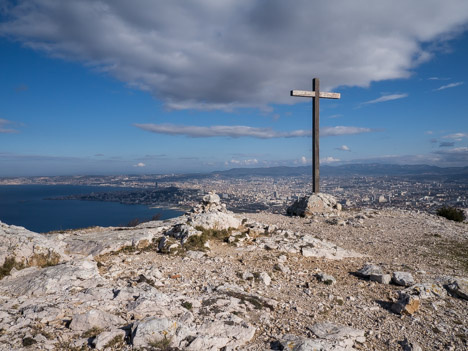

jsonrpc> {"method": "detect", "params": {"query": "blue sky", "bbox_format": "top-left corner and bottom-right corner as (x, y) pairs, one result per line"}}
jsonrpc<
(1, 0), (468, 176)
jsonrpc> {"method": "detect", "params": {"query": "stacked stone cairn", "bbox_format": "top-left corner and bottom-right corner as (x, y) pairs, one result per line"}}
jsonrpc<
(287, 193), (342, 217)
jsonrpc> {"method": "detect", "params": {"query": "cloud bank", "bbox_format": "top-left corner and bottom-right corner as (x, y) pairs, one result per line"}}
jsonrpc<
(1, 0), (468, 110)
(134, 123), (375, 138)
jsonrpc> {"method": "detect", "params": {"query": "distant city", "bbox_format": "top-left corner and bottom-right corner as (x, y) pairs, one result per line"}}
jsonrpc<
(1, 164), (467, 215)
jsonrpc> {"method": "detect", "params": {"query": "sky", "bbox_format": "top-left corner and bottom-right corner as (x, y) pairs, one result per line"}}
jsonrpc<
(0, 0), (468, 176)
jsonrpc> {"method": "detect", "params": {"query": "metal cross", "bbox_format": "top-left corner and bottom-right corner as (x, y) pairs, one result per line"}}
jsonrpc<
(290, 78), (340, 193)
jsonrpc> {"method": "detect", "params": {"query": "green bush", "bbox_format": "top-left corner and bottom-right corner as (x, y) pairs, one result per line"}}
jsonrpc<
(437, 206), (465, 222)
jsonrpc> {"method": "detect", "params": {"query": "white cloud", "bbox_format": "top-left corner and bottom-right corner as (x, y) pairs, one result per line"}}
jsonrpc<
(321, 157), (341, 163)
(362, 93), (408, 105)
(1, 1), (468, 110)
(443, 132), (467, 141)
(134, 123), (376, 138)
(301, 156), (308, 164)
(321, 126), (377, 136)
(133, 162), (146, 167)
(0, 118), (19, 133)
(434, 81), (464, 91)
(336, 145), (351, 151)
(226, 158), (258, 166)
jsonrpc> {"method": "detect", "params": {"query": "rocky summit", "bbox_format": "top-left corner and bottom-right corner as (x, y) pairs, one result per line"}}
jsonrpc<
(0, 193), (467, 350)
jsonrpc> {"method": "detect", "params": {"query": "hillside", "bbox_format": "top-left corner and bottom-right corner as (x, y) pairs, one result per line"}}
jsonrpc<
(0, 194), (467, 350)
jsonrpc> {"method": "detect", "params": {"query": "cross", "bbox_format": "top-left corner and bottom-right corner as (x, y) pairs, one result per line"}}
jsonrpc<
(290, 78), (340, 193)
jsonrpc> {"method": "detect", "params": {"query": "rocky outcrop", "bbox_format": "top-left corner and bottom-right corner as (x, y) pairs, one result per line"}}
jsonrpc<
(287, 193), (342, 217)
(0, 221), (68, 269)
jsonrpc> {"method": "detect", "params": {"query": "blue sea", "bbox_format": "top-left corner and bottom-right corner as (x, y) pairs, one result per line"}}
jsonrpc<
(0, 185), (183, 233)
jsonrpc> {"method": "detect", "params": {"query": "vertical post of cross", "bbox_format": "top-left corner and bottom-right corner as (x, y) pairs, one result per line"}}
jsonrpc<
(290, 79), (340, 195)
(312, 78), (320, 193)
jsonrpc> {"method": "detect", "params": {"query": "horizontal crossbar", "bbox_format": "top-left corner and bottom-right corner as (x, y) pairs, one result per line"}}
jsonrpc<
(290, 90), (340, 99)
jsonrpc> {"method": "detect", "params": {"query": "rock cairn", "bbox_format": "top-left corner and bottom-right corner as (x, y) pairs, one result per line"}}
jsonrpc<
(287, 193), (342, 217)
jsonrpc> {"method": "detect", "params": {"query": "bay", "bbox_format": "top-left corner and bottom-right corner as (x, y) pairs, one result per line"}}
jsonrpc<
(0, 185), (183, 233)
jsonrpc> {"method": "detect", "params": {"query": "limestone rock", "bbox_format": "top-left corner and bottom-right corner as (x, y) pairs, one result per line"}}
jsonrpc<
(0, 258), (103, 297)
(287, 193), (341, 217)
(446, 277), (468, 300)
(316, 272), (337, 285)
(0, 221), (68, 271)
(280, 322), (365, 350)
(391, 292), (420, 315)
(370, 274), (391, 284)
(403, 282), (447, 299)
(392, 272), (415, 287)
(92, 329), (126, 350)
(356, 264), (383, 278)
(400, 337), (423, 351)
(69, 309), (126, 331)
(258, 272), (271, 286)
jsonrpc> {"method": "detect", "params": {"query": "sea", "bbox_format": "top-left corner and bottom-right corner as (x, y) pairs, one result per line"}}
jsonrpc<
(0, 185), (183, 233)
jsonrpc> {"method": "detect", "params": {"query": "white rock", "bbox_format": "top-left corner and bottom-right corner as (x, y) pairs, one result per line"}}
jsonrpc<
(370, 274), (391, 284)
(258, 272), (271, 286)
(69, 309), (126, 331)
(356, 264), (383, 277)
(392, 272), (415, 287)
(93, 329), (126, 350)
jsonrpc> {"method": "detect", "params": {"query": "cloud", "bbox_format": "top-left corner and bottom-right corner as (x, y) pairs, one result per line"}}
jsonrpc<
(135, 123), (376, 138)
(434, 147), (468, 164)
(301, 156), (308, 164)
(425, 130), (434, 135)
(0, 118), (19, 133)
(443, 132), (467, 141)
(321, 126), (377, 136)
(225, 158), (258, 166)
(434, 81), (464, 91)
(439, 141), (455, 147)
(1, 1), (468, 110)
(336, 145), (351, 151)
(133, 162), (146, 167)
(361, 93), (408, 105)
(327, 114), (343, 119)
(321, 157), (341, 163)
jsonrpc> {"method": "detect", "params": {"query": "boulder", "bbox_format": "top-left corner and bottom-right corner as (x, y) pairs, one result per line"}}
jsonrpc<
(287, 193), (341, 217)
(356, 264), (383, 278)
(391, 292), (420, 315)
(316, 272), (336, 285)
(0, 221), (68, 272)
(69, 309), (126, 331)
(446, 277), (468, 300)
(370, 274), (391, 284)
(392, 272), (415, 287)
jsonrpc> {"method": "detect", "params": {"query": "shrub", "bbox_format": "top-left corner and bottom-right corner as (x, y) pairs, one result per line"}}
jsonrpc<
(437, 206), (465, 222)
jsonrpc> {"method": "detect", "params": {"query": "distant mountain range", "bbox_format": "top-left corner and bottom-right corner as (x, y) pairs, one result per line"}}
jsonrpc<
(211, 164), (468, 178)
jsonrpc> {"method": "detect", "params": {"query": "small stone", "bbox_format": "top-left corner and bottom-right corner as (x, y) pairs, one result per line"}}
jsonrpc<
(258, 272), (271, 286)
(356, 264), (383, 277)
(391, 292), (420, 315)
(370, 274), (391, 284)
(274, 263), (290, 274)
(446, 277), (468, 300)
(316, 273), (336, 285)
(392, 272), (415, 287)
(400, 337), (423, 351)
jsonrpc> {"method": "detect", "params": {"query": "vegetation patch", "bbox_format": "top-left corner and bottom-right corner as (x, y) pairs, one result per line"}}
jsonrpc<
(104, 334), (125, 349)
(82, 327), (103, 339)
(182, 226), (234, 252)
(0, 257), (24, 280)
(437, 206), (465, 222)
(148, 335), (177, 350)
(181, 301), (193, 310)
